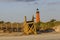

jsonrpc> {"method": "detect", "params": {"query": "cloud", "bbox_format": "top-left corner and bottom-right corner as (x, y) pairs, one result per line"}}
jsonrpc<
(16, 0), (35, 2)
(0, 0), (36, 2)
(47, 2), (60, 5)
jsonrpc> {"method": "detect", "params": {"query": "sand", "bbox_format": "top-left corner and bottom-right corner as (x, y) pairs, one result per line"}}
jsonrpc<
(0, 32), (60, 40)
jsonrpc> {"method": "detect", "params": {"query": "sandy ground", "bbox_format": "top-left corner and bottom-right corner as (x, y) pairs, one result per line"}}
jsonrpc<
(0, 32), (60, 40)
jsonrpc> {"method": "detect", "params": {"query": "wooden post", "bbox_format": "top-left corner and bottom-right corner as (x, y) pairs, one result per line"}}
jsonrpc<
(17, 23), (18, 32)
(24, 16), (27, 22)
(32, 15), (34, 22)
(1, 24), (2, 30)
(11, 23), (13, 32)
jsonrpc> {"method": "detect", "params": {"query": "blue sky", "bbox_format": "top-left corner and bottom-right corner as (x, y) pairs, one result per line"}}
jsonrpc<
(0, 0), (60, 22)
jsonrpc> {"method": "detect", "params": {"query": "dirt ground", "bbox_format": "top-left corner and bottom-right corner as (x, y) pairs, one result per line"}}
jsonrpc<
(0, 32), (60, 40)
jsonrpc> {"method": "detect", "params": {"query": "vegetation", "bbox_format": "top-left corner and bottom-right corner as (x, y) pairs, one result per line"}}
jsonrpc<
(0, 19), (60, 32)
(37, 19), (60, 31)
